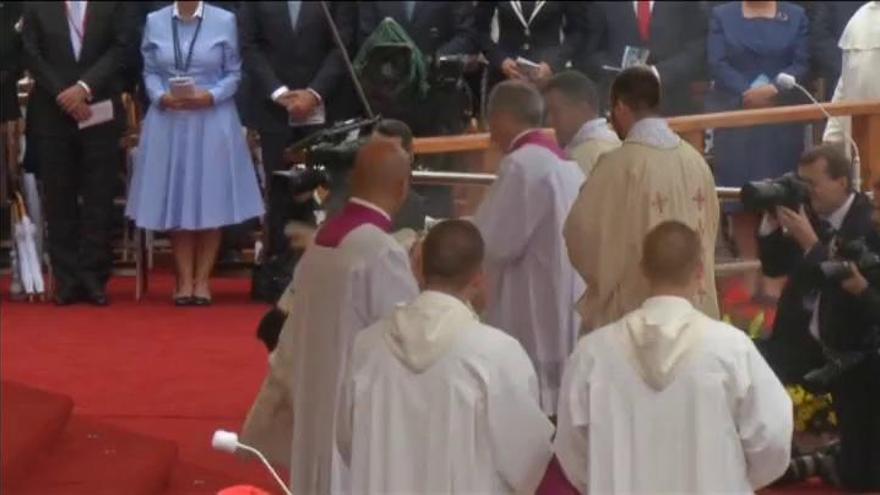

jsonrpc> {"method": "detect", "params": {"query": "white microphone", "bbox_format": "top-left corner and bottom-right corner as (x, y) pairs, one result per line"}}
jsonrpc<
(775, 72), (863, 190)
(211, 430), (292, 495)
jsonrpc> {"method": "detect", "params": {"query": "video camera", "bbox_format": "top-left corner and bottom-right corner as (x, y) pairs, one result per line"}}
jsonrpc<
(740, 172), (810, 212)
(819, 238), (880, 282)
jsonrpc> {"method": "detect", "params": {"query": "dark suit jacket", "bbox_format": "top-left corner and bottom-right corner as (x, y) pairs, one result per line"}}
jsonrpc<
(22, 1), (127, 138)
(475, 1), (589, 72)
(240, 1), (355, 133)
(580, 1), (707, 116)
(0, 1), (23, 122)
(759, 194), (878, 383)
(806, 1), (866, 98)
(357, 1), (476, 59)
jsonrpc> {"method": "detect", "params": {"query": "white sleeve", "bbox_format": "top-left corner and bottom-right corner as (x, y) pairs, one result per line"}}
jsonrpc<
(487, 341), (555, 493)
(473, 160), (549, 263)
(735, 339), (794, 490)
(363, 246), (419, 325)
(553, 348), (591, 494)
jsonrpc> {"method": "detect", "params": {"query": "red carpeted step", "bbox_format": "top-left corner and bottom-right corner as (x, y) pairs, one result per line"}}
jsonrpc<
(1, 381), (74, 488)
(163, 461), (273, 495)
(6, 415), (179, 495)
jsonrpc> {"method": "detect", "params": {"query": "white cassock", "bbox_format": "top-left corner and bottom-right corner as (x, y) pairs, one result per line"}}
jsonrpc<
(555, 296), (793, 495)
(241, 214), (418, 494)
(823, 2), (880, 145)
(473, 131), (585, 415)
(336, 290), (554, 494)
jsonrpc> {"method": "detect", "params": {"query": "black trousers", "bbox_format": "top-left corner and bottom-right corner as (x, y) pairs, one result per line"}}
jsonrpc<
(38, 133), (119, 292)
(832, 355), (880, 491)
(259, 128), (316, 257)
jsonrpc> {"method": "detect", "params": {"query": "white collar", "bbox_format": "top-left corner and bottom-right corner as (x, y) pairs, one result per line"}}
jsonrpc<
(566, 117), (620, 151)
(350, 197), (392, 223)
(625, 117), (681, 150)
(173, 1), (204, 19)
(823, 193), (856, 231)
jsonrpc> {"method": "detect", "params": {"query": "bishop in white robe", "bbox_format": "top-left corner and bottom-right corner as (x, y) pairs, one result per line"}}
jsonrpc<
(555, 221), (793, 495)
(240, 141), (419, 493)
(337, 220), (554, 494)
(474, 81), (586, 415)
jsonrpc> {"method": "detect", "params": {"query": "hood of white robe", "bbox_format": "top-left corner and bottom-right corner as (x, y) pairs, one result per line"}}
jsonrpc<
(623, 296), (707, 391)
(625, 117), (682, 150)
(384, 291), (478, 372)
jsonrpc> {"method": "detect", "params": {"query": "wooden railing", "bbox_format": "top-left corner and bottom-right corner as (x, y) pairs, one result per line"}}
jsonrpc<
(411, 100), (880, 189)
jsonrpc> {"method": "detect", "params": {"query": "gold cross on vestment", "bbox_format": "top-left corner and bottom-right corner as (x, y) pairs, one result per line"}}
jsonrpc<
(692, 189), (706, 211)
(652, 192), (669, 215)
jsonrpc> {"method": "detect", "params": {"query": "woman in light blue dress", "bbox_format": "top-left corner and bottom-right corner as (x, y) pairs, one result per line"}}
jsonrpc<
(126, 1), (264, 305)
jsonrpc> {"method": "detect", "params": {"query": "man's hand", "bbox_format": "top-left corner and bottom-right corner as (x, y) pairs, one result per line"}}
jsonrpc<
(288, 90), (319, 121)
(69, 103), (93, 122)
(776, 205), (819, 252)
(536, 62), (553, 82)
(841, 263), (870, 296)
(742, 84), (778, 109)
(501, 58), (524, 80)
(56, 84), (89, 114)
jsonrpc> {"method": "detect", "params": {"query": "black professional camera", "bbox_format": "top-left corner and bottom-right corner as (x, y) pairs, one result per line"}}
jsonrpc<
(819, 238), (880, 282)
(740, 173), (810, 212)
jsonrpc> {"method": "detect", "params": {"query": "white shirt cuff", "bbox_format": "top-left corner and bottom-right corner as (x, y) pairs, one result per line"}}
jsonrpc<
(306, 88), (323, 103)
(77, 80), (92, 100)
(271, 86), (290, 101)
(758, 213), (781, 237)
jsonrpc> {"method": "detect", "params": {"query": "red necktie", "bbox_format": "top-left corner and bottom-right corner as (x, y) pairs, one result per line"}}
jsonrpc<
(637, 0), (651, 42)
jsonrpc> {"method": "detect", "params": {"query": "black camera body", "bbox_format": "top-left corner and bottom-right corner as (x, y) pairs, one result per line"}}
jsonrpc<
(740, 172), (810, 212)
(819, 238), (880, 282)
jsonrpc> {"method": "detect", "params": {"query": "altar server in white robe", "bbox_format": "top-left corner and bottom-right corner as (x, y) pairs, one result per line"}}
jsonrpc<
(240, 140), (419, 493)
(565, 67), (720, 333)
(544, 71), (620, 179)
(555, 221), (793, 495)
(337, 220), (554, 494)
(473, 80), (586, 415)
(823, 2), (880, 150)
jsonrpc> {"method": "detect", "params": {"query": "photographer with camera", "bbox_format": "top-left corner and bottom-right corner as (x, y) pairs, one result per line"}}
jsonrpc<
(755, 144), (879, 491)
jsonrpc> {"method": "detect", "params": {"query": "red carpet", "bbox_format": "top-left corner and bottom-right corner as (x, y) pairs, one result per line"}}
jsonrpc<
(1, 274), (282, 494)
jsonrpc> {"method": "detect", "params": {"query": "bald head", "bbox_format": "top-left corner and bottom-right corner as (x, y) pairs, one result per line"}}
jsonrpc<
(488, 80), (544, 127)
(422, 220), (485, 290)
(641, 221), (703, 289)
(350, 139), (412, 215)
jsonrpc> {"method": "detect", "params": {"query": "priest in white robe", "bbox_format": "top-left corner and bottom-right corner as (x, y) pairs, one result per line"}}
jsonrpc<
(543, 71), (620, 178)
(565, 67), (720, 333)
(473, 80), (586, 415)
(240, 140), (419, 493)
(337, 220), (554, 494)
(823, 2), (880, 147)
(555, 221), (793, 495)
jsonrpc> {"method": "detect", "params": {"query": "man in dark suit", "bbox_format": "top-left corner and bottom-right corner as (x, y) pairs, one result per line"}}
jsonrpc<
(239, 1), (355, 258)
(758, 145), (879, 491)
(580, 1), (707, 116)
(806, 1), (866, 100)
(1, 1), (23, 125)
(475, 1), (589, 84)
(22, 1), (128, 305)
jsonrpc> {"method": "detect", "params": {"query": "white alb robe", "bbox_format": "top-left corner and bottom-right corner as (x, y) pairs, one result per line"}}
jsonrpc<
(243, 223), (418, 493)
(337, 291), (554, 494)
(473, 141), (586, 415)
(555, 297), (793, 495)
(823, 2), (880, 145)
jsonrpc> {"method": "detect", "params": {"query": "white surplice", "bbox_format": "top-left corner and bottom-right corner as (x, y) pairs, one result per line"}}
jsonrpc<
(473, 140), (586, 415)
(823, 2), (880, 145)
(242, 223), (418, 494)
(337, 291), (554, 494)
(555, 297), (793, 495)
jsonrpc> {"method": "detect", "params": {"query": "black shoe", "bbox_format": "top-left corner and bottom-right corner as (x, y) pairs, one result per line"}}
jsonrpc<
(174, 296), (194, 307)
(83, 287), (109, 307)
(192, 296), (213, 307)
(54, 287), (82, 306)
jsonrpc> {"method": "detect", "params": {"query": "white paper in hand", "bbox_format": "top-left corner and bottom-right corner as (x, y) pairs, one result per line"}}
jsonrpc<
(169, 76), (197, 98)
(78, 100), (114, 129)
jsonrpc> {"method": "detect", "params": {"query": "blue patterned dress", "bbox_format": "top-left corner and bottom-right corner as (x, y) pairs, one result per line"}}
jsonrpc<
(126, 4), (264, 231)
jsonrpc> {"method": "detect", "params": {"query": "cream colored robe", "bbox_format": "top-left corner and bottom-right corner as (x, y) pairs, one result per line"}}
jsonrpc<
(566, 118), (622, 179)
(564, 118), (720, 332)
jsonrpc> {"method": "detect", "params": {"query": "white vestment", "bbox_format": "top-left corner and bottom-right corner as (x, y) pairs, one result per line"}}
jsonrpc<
(337, 291), (554, 494)
(823, 2), (880, 145)
(473, 139), (586, 415)
(242, 223), (418, 493)
(555, 297), (793, 495)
